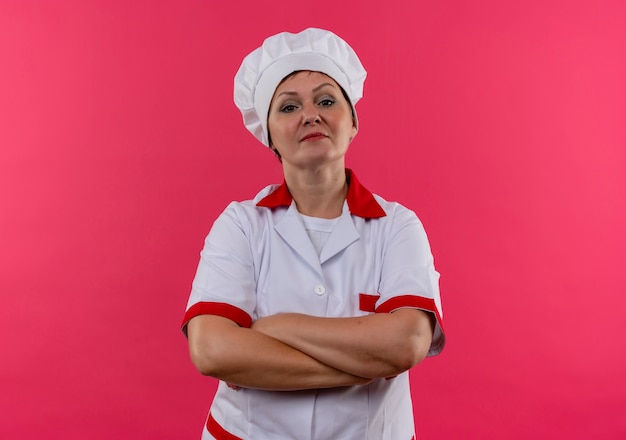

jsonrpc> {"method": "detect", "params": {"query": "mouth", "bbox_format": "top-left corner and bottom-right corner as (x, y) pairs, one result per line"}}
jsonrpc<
(300, 132), (328, 142)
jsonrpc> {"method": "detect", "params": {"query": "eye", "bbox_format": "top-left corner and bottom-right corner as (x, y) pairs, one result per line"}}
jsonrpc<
(279, 103), (298, 113)
(318, 98), (336, 107)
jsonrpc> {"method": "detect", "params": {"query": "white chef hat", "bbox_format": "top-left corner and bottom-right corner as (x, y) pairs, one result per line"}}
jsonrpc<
(234, 28), (367, 147)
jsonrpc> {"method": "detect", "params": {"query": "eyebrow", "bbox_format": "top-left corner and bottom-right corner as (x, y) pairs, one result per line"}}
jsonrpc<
(275, 82), (337, 98)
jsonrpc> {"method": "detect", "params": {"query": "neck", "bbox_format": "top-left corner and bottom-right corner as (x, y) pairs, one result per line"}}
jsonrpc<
(283, 163), (347, 219)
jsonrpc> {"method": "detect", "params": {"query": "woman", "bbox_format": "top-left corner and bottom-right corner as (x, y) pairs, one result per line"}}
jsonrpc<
(182, 28), (445, 440)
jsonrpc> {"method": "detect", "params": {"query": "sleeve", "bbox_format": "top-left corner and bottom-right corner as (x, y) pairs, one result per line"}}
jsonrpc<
(375, 206), (445, 356)
(181, 202), (257, 335)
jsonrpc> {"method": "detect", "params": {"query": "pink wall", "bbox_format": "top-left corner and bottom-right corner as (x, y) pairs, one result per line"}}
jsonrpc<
(1, 1), (625, 438)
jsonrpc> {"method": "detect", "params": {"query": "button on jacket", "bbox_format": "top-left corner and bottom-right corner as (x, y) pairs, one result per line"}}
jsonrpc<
(182, 169), (445, 440)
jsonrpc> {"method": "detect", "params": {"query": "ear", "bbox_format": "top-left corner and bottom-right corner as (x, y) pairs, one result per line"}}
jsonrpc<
(349, 121), (358, 142)
(269, 145), (283, 161)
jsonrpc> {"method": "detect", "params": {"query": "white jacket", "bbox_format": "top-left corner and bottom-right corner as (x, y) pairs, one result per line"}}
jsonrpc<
(183, 170), (445, 440)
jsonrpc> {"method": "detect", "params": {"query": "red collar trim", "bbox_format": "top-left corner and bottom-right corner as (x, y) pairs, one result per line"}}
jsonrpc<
(256, 169), (386, 219)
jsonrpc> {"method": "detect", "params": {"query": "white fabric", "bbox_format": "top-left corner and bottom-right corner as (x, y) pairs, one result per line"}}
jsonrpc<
(234, 28), (367, 146)
(299, 213), (338, 256)
(185, 183), (443, 440)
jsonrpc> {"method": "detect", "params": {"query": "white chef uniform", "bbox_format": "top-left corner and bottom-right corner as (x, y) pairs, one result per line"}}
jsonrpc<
(182, 169), (444, 440)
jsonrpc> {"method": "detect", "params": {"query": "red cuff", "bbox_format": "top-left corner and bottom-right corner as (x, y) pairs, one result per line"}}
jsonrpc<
(181, 302), (252, 330)
(376, 295), (444, 333)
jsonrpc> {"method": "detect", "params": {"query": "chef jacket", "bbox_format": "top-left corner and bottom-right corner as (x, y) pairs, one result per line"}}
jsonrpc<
(182, 169), (445, 440)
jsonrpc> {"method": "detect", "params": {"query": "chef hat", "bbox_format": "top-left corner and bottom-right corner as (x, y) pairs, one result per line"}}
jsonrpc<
(234, 28), (367, 147)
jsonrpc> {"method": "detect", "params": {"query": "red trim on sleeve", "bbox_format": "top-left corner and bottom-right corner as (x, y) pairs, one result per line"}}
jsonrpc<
(207, 412), (243, 440)
(359, 293), (380, 312)
(376, 295), (444, 333)
(256, 169), (386, 219)
(182, 302), (252, 329)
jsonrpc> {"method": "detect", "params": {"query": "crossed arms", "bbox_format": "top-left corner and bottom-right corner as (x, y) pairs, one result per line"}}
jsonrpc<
(186, 308), (435, 391)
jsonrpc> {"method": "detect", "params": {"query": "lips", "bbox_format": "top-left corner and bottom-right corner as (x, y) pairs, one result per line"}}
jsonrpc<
(300, 132), (328, 142)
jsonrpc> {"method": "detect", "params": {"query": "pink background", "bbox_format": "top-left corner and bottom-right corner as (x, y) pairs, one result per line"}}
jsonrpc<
(1, 1), (625, 438)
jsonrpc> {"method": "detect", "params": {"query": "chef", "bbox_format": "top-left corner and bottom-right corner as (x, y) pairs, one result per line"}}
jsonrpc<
(182, 28), (445, 440)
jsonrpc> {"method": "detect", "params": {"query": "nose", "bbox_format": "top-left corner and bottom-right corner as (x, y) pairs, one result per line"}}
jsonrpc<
(302, 102), (320, 125)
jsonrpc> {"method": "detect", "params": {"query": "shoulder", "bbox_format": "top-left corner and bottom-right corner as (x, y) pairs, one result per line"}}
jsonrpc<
(217, 184), (284, 227)
(371, 193), (424, 228)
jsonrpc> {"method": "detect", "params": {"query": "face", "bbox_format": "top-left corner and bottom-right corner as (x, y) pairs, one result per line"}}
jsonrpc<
(267, 71), (357, 169)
